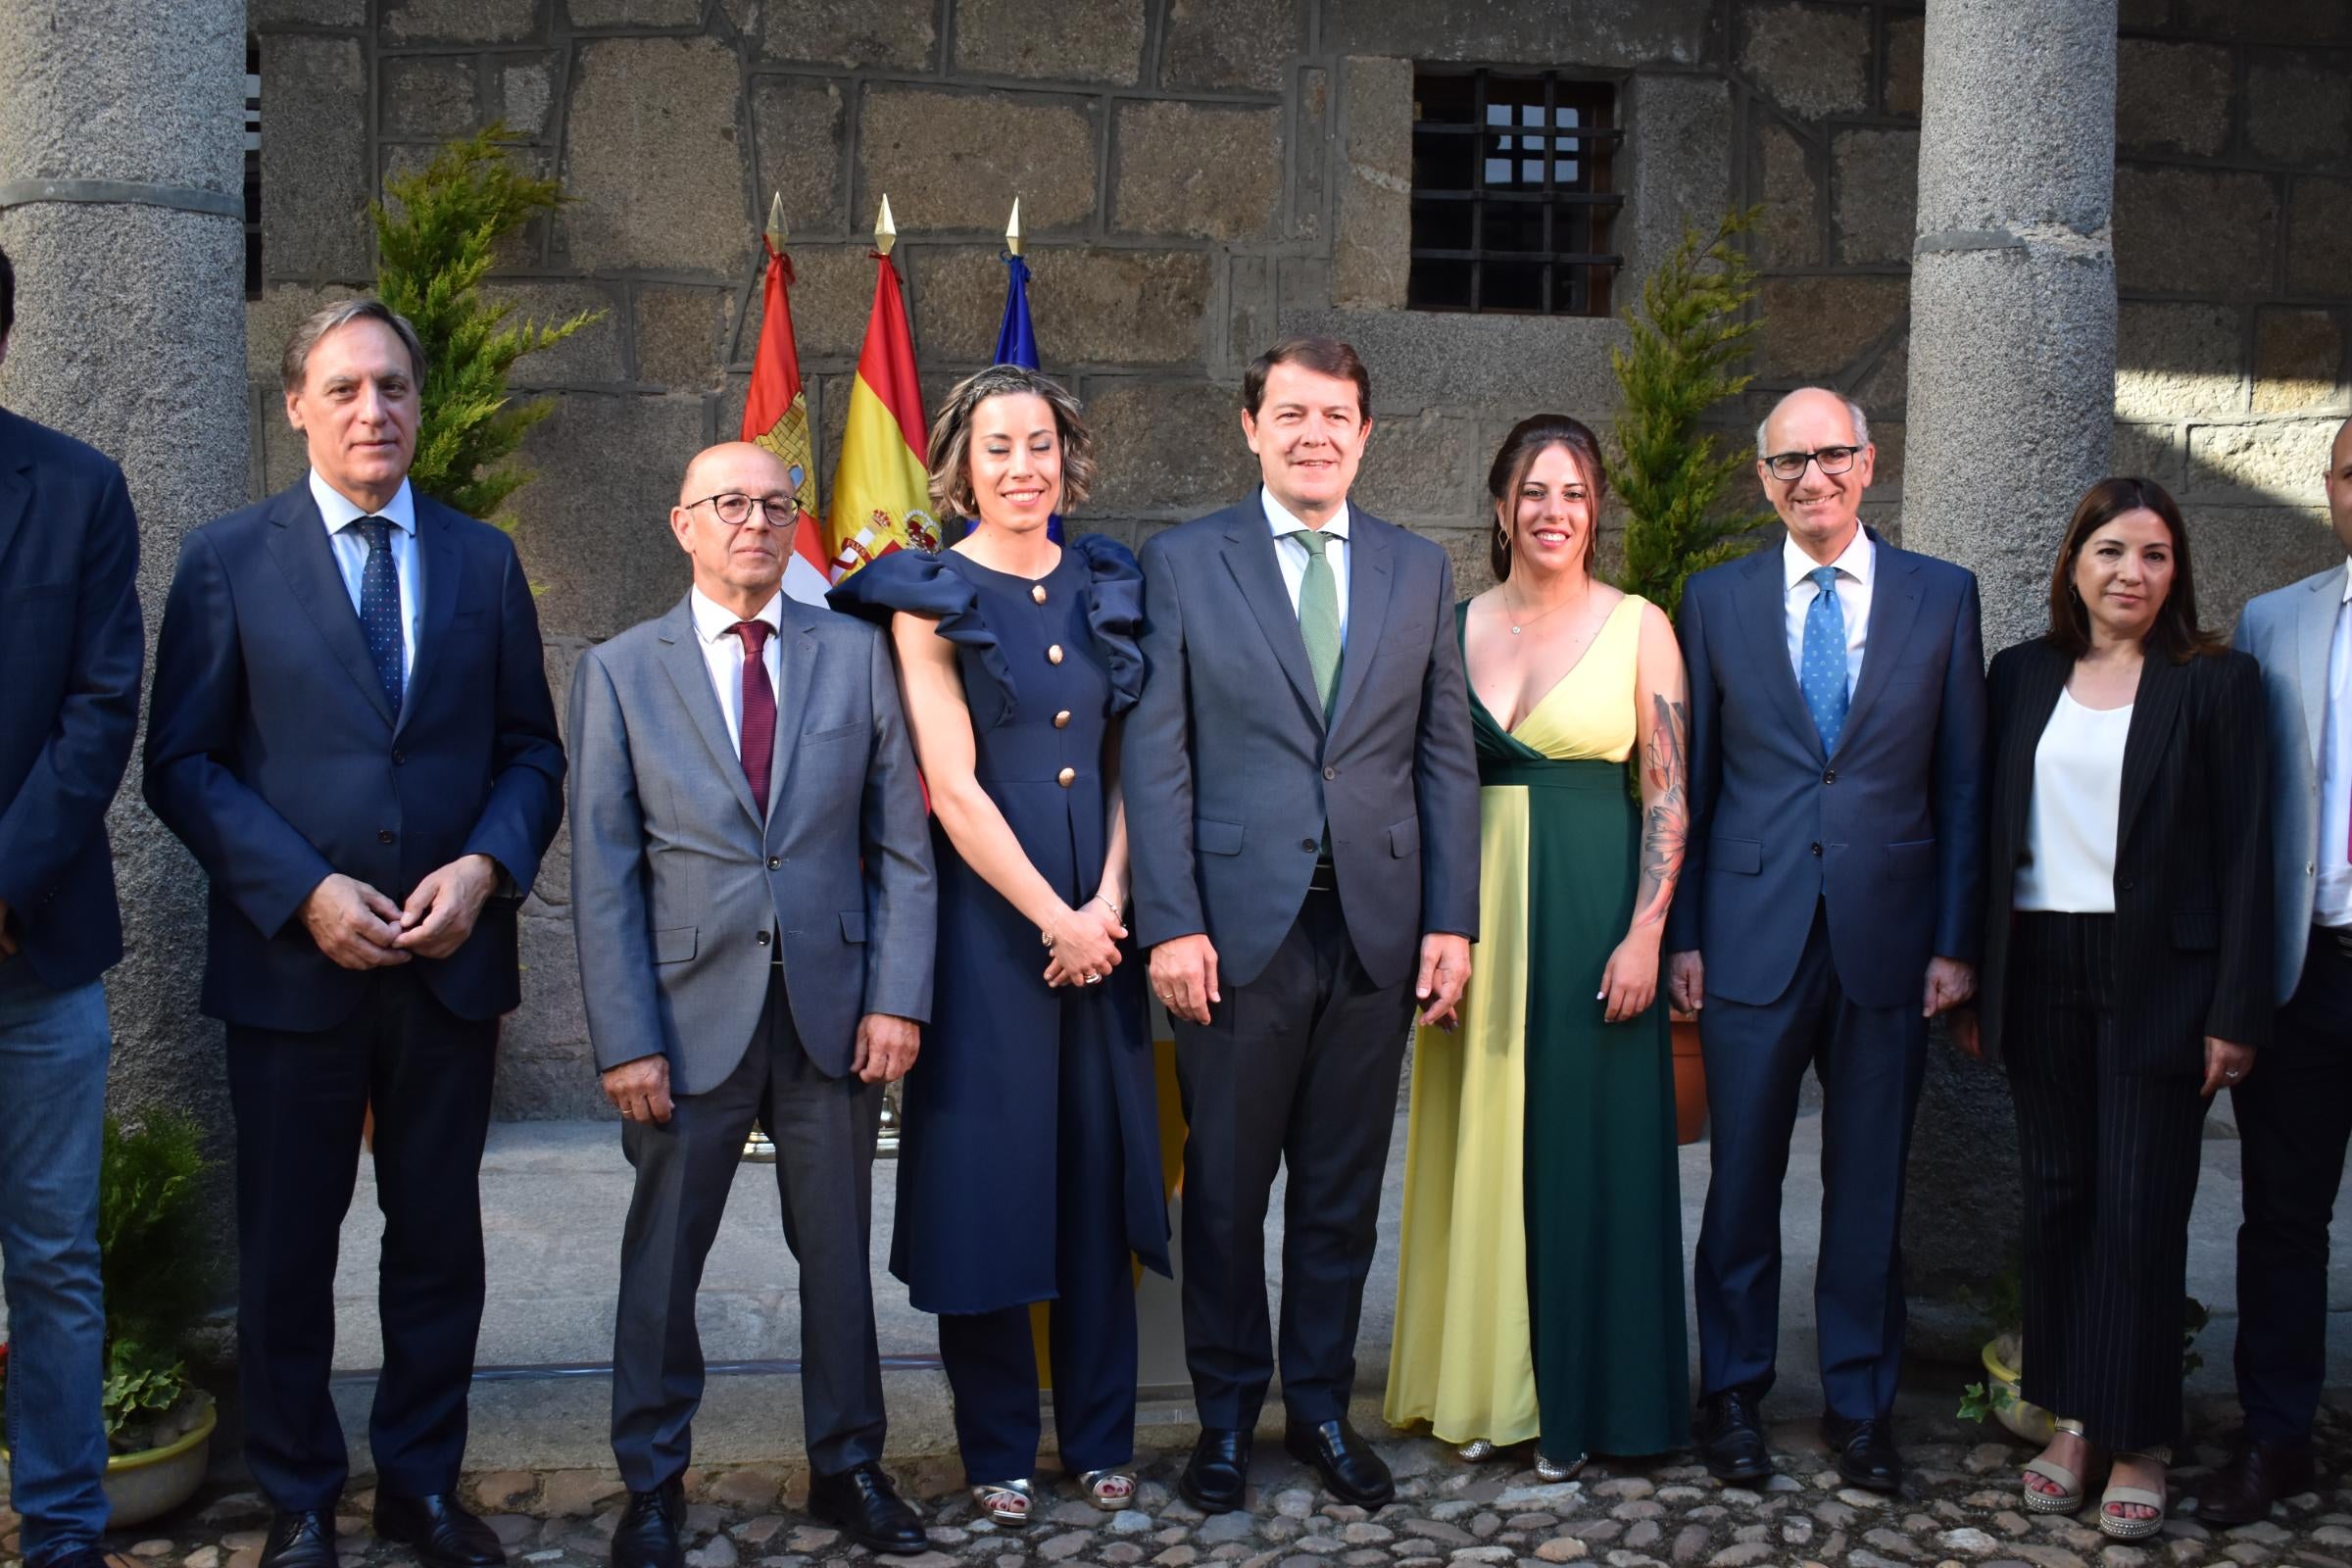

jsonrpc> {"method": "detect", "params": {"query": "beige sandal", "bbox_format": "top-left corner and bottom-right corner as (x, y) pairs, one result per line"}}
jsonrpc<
(970, 1478), (1035, 1526)
(2022, 1455), (2086, 1515)
(1078, 1469), (1137, 1511)
(2098, 1449), (2170, 1542)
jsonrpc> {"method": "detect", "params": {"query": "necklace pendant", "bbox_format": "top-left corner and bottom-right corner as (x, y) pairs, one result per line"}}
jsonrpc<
(1509, 624), (1522, 635)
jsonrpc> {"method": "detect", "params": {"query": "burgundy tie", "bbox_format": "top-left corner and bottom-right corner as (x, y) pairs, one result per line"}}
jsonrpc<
(732, 620), (775, 817)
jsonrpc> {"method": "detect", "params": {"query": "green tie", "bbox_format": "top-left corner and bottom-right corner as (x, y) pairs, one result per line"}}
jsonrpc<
(1291, 526), (1343, 717)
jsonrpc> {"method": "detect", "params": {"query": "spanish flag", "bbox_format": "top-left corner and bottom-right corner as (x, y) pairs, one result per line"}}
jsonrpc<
(741, 227), (833, 606)
(827, 209), (940, 580)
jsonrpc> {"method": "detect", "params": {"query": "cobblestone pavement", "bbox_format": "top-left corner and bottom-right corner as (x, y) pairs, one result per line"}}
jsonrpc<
(16, 1403), (2352, 1568)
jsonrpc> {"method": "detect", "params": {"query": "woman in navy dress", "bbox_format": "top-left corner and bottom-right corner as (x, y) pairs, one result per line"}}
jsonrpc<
(829, 366), (1169, 1526)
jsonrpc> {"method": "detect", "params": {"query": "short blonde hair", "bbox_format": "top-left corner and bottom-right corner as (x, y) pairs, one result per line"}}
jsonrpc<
(926, 365), (1097, 520)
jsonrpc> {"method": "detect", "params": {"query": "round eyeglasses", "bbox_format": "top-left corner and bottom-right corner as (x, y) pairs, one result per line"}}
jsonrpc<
(688, 491), (800, 528)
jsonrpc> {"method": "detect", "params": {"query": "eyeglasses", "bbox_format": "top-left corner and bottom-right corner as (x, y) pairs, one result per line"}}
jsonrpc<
(688, 491), (799, 528)
(1762, 446), (1861, 482)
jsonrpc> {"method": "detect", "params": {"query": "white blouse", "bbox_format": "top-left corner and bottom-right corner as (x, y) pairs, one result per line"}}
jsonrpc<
(2014, 688), (2134, 914)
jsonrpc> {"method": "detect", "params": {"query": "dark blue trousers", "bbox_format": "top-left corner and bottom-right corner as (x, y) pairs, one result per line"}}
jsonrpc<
(936, 990), (1140, 1481)
(2230, 928), (2352, 1445)
(225, 970), (497, 1510)
(1692, 905), (1928, 1422)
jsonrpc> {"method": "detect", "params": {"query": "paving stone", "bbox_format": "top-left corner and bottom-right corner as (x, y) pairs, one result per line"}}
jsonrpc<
(1533, 1544), (1590, 1565)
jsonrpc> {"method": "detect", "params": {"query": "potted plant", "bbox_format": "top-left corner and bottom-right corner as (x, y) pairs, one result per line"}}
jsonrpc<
(1955, 1258), (2209, 1446)
(0, 1112), (220, 1529)
(1604, 207), (1775, 1144)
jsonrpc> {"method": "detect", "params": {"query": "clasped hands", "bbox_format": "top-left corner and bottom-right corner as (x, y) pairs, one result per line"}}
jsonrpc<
(1146, 930), (1471, 1030)
(1042, 894), (1126, 988)
(299, 853), (499, 969)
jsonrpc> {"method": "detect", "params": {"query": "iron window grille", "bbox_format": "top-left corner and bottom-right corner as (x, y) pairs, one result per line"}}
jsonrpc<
(1407, 68), (1624, 318)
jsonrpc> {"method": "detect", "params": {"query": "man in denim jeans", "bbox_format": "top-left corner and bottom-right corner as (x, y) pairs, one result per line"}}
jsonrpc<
(0, 240), (147, 1568)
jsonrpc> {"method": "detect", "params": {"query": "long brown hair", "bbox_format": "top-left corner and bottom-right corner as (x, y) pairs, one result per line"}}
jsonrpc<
(2045, 475), (2226, 662)
(1487, 415), (1607, 583)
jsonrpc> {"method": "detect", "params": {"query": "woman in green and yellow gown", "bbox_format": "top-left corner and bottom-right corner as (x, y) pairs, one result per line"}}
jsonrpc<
(1386, 415), (1692, 1476)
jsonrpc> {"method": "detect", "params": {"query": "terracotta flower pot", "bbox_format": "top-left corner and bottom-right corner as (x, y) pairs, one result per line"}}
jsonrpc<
(1670, 1009), (1706, 1145)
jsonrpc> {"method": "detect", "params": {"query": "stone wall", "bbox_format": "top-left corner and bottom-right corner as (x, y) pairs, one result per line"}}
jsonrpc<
(240, 0), (2352, 1116)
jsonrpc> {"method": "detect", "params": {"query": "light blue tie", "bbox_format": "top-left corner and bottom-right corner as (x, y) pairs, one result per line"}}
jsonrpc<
(1800, 564), (1848, 754)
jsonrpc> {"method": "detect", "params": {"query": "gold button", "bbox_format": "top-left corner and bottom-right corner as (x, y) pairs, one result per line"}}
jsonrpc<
(1054, 710), (1072, 728)
(1047, 643), (1063, 664)
(1031, 584), (1048, 604)
(1057, 766), (1076, 787)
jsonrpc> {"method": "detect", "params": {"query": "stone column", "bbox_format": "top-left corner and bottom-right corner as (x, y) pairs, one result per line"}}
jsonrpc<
(0, 3), (250, 1199)
(1897, 0), (2118, 1357)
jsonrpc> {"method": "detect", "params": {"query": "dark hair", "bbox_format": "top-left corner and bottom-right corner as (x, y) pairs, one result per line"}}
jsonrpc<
(2046, 475), (2226, 662)
(1242, 335), (1371, 420)
(1487, 415), (1607, 583)
(0, 242), (14, 343)
(281, 298), (427, 395)
(926, 364), (1097, 518)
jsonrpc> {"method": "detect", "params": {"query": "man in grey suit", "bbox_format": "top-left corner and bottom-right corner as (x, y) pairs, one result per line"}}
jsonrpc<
(1123, 336), (1481, 1513)
(2203, 414), (2352, 1526)
(568, 443), (936, 1564)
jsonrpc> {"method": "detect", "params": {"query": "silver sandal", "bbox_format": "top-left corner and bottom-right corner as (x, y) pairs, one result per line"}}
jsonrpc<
(1535, 1451), (1588, 1483)
(969, 1478), (1035, 1526)
(1078, 1469), (1137, 1511)
(1456, 1440), (1500, 1463)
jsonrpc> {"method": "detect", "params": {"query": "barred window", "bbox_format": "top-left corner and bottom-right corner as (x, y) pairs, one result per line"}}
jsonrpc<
(1408, 69), (1623, 318)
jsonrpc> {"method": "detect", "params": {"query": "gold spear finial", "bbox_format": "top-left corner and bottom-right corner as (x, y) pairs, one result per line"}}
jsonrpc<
(765, 191), (787, 249)
(874, 194), (898, 258)
(1005, 197), (1023, 257)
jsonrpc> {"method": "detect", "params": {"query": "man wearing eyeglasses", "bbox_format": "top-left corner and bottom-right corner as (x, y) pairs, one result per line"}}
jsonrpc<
(1667, 387), (1985, 1494)
(568, 442), (936, 1565)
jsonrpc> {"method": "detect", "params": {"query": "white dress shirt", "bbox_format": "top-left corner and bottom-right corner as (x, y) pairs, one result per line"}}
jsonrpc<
(689, 587), (785, 758)
(1782, 528), (1873, 698)
(1263, 489), (1351, 645)
(312, 468), (420, 679)
(2316, 560), (2352, 928)
(2013, 688), (2133, 914)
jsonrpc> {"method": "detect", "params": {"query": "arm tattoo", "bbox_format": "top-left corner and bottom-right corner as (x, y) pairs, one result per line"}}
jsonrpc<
(1634, 693), (1689, 930)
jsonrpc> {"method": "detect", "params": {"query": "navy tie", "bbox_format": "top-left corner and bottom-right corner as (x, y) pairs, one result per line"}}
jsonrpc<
(1799, 564), (1848, 754)
(358, 517), (405, 714)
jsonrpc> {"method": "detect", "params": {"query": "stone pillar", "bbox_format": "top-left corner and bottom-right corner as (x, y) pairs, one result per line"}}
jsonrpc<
(0, 3), (250, 1206)
(1898, 0), (2118, 1357)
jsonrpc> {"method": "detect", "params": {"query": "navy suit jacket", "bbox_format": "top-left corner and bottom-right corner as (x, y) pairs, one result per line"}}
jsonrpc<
(0, 407), (144, 990)
(143, 480), (565, 1031)
(1667, 530), (1986, 1010)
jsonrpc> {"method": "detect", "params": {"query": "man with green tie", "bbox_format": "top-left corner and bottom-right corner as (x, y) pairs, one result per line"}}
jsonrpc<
(1122, 336), (1482, 1515)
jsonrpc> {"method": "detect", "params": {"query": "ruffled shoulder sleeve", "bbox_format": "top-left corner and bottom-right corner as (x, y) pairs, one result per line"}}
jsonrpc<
(1072, 533), (1145, 715)
(825, 550), (1014, 719)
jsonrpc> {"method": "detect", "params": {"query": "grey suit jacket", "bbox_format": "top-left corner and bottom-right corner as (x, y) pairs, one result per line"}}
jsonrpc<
(2236, 560), (2346, 1003)
(1122, 493), (1481, 991)
(567, 592), (936, 1093)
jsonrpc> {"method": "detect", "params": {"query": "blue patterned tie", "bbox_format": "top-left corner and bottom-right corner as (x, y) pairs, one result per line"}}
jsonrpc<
(1800, 564), (1847, 754)
(358, 517), (405, 714)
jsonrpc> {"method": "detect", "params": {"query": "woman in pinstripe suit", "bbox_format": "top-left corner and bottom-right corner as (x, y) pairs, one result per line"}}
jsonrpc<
(1952, 477), (2272, 1543)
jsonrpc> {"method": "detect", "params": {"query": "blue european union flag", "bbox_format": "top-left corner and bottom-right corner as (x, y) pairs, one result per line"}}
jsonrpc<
(993, 253), (1059, 542)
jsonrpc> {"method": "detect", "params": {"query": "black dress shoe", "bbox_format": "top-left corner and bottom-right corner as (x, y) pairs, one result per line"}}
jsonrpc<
(1179, 1427), (1253, 1514)
(1822, 1414), (1903, 1494)
(1283, 1417), (1395, 1508)
(610, 1480), (686, 1568)
(375, 1493), (507, 1568)
(2196, 1436), (2316, 1526)
(807, 1463), (927, 1555)
(261, 1509), (340, 1568)
(1695, 1390), (1772, 1484)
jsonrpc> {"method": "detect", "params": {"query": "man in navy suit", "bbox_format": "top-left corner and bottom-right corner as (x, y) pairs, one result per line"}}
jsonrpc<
(0, 242), (146, 1568)
(145, 301), (564, 1568)
(1667, 387), (1985, 1492)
